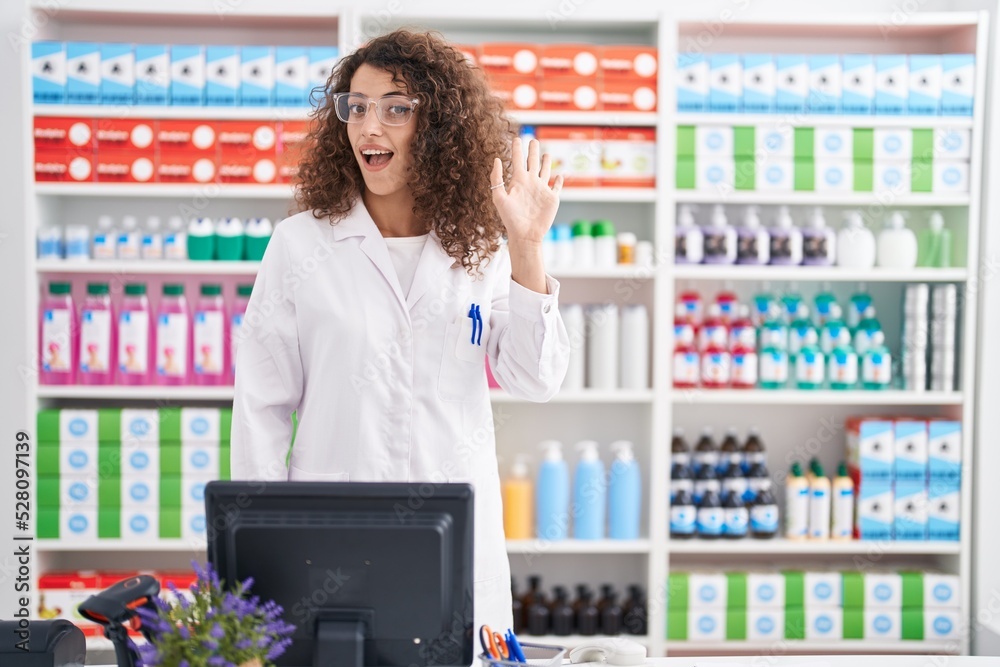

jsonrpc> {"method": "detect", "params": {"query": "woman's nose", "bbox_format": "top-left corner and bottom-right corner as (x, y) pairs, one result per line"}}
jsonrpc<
(359, 101), (383, 136)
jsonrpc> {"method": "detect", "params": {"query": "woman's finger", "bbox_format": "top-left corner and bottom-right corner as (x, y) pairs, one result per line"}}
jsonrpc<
(539, 153), (552, 184)
(551, 173), (564, 194)
(490, 157), (506, 195)
(511, 136), (525, 176)
(526, 138), (541, 175)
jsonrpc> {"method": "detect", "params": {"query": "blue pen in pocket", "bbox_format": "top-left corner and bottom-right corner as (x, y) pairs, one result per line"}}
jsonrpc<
(475, 304), (483, 345)
(468, 304), (478, 344)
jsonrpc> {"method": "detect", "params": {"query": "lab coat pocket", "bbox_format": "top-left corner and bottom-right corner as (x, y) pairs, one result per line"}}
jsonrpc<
(288, 465), (350, 483)
(438, 319), (487, 402)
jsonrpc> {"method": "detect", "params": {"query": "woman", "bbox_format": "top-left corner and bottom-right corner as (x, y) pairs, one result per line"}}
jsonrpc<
(231, 30), (570, 632)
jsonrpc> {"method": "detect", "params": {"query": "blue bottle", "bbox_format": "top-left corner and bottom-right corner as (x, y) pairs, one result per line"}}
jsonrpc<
(536, 440), (570, 541)
(608, 440), (641, 540)
(573, 440), (607, 540)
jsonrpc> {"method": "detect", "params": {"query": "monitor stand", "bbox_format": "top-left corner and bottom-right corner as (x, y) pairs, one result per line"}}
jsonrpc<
(314, 610), (375, 667)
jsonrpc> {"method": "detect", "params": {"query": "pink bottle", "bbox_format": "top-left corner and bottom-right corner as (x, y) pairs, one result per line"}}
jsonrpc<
(229, 284), (252, 383)
(117, 283), (152, 385)
(677, 286), (703, 327)
(155, 284), (191, 386)
(39, 281), (77, 385)
(673, 324), (700, 389)
(701, 339), (732, 389)
(698, 303), (728, 354)
(193, 284), (228, 386)
(78, 282), (116, 385)
(715, 287), (739, 326)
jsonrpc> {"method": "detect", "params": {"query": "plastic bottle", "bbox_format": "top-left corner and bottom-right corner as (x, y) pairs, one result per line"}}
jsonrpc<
(503, 456), (534, 540)
(669, 485), (696, 539)
(715, 286), (739, 325)
(831, 462), (855, 541)
(586, 304), (619, 390)
(788, 304), (815, 360)
(853, 306), (883, 356)
(812, 284), (838, 328)
(550, 587), (574, 636)
(560, 303), (585, 391)
(37, 223), (62, 260)
(600, 593), (624, 635)
(917, 211), (952, 268)
(728, 305), (756, 352)
(187, 217), (216, 261)
(141, 216), (164, 260)
(722, 488), (749, 539)
(672, 310), (700, 389)
(244, 216), (273, 261)
(671, 428), (691, 468)
(78, 282), (115, 385)
(701, 338), (731, 388)
(785, 462), (810, 540)
(703, 204), (737, 264)
(573, 441), (607, 540)
(65, 225), (90, 261)
(720, 460), (749, 504)
(192, 284), (228, 385)
(758, 306), (789, 390)
(572, 220), (595, 269)
(155, 284), (191, 385)
(608, 441), (641, 540)
(819, 303), (850, 356)
(620, 304), (649, 390)
(39, 281), (76, 385)
(736, 205), (770, 265)
(215, 216), (246, 261)
(698, 303), (728, 353)
(675, 204), (704, 264)
(751, 285), (777, 327)
(742, 428), (767, 472)
(678, 285), (704, 326)
(617, 232), (637, 265)
(694, 463), (720, 506)
(768, 205), (803, 266)
(877, 211), (918, 269)
(117, 283), (151, 385)
(536, 441), (570, 541)
(749, 475), (779, 539)
(861, 330), (892, 390)
(697, 485), (724, 539)
(693, 428), (719, 474)
(795, 331), (825, 390)
(847, 287), (874, 331)
(635, 240), (654, 267)
(117, 215), (141, 260)
(164, 216), (188, 261)
(92, 215), (117, 260)
(230, 284), (252, 380)
(837, 211), (876, 269)
(553, 224), (574, 269)
(719, 428), (742, 472)
(802, 207), (836, 266)
(592, 220), (618, 268)
(730, 309), (759, 390)
(807, 457), (821, 485)
(808, 463), (832, 540)
(781, 287), (804, 323)
(828, 340), (859, 390)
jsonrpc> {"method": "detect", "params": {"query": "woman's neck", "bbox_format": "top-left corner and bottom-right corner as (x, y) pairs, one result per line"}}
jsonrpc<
(362, 187), (428, 238)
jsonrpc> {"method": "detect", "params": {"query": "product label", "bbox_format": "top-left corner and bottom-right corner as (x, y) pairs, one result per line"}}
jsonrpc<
(722, 475), (749, 500)
(759, 350), (789, 384)
(731, 351), (758, 387)
(786, 485), (810, 538)
(796, 350), (825, 385)
(673, 351), (700, 385)
(41, 309), (71, 373)
(803, 234), (831, 262)
(156, 313), (188, 377)
(699, 324), (727, 351)
(750, 504), (779, 534)
(833, 486), (854, 538)
(79, 309), (111, 374)
(118, 311), (149, 375)
(737, 234), (760, 262)
(862, 352), (892, 385)
(853, 328), (878, 354)
(789, 326), (813, 356)
(164, 233), (187, 260)
(193, 311), (224, 377)
(703, 231), (729, 260)
(701, 351), (731, 385)
(729, 325), (756, 350)
(828, 350), (858, 385)
(92, 233), (116, 259)
(697, 507), (724, 536)
(770, 235), (792, 262)
(723, 507), (749, 536)
(118, 233), (140, 259)
(670, 505), (696, 535)
(671, 478), (694, 500)
(230, 312), (244, 375)
(694, 478), (721, 501)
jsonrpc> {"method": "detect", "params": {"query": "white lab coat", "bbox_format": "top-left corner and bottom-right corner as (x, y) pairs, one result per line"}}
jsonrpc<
(230, 200), (570, 635)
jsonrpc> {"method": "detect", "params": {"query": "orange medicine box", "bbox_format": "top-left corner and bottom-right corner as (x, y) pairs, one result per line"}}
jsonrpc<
(216, 120), (278, 156)
(95, 150), (156, 183)
(157, 120), (217, 153)
(539, 44), (600, 79)
(536, 126), (601, 187)
(277, 120), (310, 183)
(599, 45), (658, 82)
(34, 116), (95, 150)
(539, 78), (599, 111)
(93, 118), (156, 151)
(478, 43), (539, 76)
(489, 74), (540, 110)
(451, 44), (479, 68)
(157, 150), (217, 184)
(218, 152), (277, 184)
(599, 78), (658, 112)
(600, 127), (656, 188)
(34, 148), (95, 182)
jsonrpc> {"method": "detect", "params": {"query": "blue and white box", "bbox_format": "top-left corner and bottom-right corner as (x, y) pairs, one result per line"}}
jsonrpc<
(928, 420), (961, 481)
(61, 443), (98, 478)
(925, 610), (961, 640)
(941, 54), (974, 116)
(183, 507), (207, 540)
(170, 45), (205, 106)
(815, 159), (853, 193)
(59, 409), (99, 445)
(808, 54), (841, 114)
(677, 53), (709, 112)
(934, 160), (970, 192)
(894, 480), (928, 540)
(756, 122), (794, 158)
(60, 474), (97, 508)
(908, 55), (941, 115)
(308, 46), (339, 105)
(742, 54), (775, 113)
(757, 156), (793, 192)
(748, 608), (784, 640)
(874, 159), (911, 194)
(689, 573), (728, 608)
(806, 608), (843, 640)
(32, 41), (66, 104)
(848, 419), (894, 481)
(275, 46), (309, 106)
(924, 573), (961, 609)
(240, 46), (274, 106)
(708, 54), (742, 113)
(688, 610), (725, 641)
(182, 444), (219, 478)
(122, 508), (158, 540)
(181, 407), (221, 443)
(695, 125), (734, 157)
(805, 571), (842, 608)
(61, 509), (97, 540)
(695, 157), (735, 192)
(874, 127), (913, 160)
(842, 55), (875, 114)
(136, 44), (169, 105)
(865, 572), (903, 608)
(748, 573), (785, 607)
(121, 442), (159, 478)
(933, 128), (971, 160)
(122, 476), (159, 509)
(928, 479), (960, 541)
(815, 127), (852, 159)
(866, 609), (902, 640)
(894, 420), (928, 482)
(121, 408), (158, 445)
(205, 46), (239, 106)
(875, 55), (908, 115)
(775, 55), (808, 113)
(100, 43), (134, 105)
(182, 477), (209, 507)
(857, 480), (893, 540)
(66, 42), (101, 105)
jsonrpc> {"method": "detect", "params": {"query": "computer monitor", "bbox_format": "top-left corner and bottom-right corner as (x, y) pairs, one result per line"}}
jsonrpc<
(205, 481), (474, 667)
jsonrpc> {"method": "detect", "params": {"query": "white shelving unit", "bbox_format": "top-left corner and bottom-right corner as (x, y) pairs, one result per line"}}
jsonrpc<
(23, 2), (990, 661)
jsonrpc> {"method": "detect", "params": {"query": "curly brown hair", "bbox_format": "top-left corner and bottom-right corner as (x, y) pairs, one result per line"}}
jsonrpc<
(295, 29), (514, 274)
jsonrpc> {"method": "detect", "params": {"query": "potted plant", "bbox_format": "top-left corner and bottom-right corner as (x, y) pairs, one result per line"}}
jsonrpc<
(135, 561), (296, 667)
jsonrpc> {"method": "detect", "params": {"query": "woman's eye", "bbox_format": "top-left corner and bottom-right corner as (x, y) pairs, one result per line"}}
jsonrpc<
(388, 105), (410, 115)
(348, 104), (366, 114)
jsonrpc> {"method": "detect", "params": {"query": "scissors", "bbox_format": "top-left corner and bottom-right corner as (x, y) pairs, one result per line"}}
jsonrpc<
(479, 625), (510, 661)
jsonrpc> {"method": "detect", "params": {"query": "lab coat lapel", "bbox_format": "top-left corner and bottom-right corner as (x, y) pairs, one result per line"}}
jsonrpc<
(332, 201), (407, 312)
(406, 230), (458, 310)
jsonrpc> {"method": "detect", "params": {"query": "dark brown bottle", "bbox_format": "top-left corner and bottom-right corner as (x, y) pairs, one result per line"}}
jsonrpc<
(511, 578), (525, 634)
(622, 585), (648, 635)
(576, 590), (600, 636)
(527, 591), (551, 636)
(671, 427), (691, 467)
(600, 592), (624, 635)
(719, 427), (742, 471)
(521, 575), (542, 619)
(550, 587), (575, 636)
(596, 584), (615, 617)
(693, 427), (718, 473)
(573, 584), (590, 617)
(743, 427), (767, 471)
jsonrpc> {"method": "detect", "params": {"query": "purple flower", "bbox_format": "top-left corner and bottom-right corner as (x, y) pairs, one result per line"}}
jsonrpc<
(207, 657), (228, 666)
(236, 638), (253, 650)
(178, 625), (190, 640)
(202, 638), (219, 651)
(256, 636), (272, 649)
(266, 637), (294, 661)
(179, 661), (189, 667)
(210, 623), (225, 640)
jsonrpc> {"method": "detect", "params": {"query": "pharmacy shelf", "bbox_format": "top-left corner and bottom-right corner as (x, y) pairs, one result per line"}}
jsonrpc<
(511, 111), (658, 127)
(521, 635), (651, 648)
(666, 640), (958, 654)
(668, 539), (961, 556)
(671, 191), (971, 207)
(37, 540), (206, 552)
(36, 385), (235, 401)
(491, 390), (654, 404)
(34, 182), (296, 199)
(672, 265), (968, 283)
(36, 260), (261, 275)
(671, 390), (963, 406)
(559, 188), (656, 203)
(675, 112), (975, 129)
(507, 539), (651, 554)
(550, 266), (656, 279)
(32, 104), (314, 121)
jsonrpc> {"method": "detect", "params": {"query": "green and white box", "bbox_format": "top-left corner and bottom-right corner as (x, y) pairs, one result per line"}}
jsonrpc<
(757, 156), (793, 192)
(122, 507), (159, 540)
(696, 157), (735, 191)
(757, 123), (794, 158)
(815, 127), (852, 159)
(182, 506), (207, 540)
(688, 609), (726, 640)
(689, 573), (729, 608)
(865, 609), (902, 640)
(696, 125), (734, 157)
(934, 128), (971, 160)
(181, 408), (222, 443)
(121, 408), (159, 445)
(59, 409), (99, 444)
(122, 476), (159, 509)
(806, 607), (843, 639)
(748, 608), (784, 640)
(805, 571), (843, 607)
(866, 572), (903, 608)
(182, 477), (210, 508)
(924, 609), (962, 639)
(925, 573), (961, 609)
(874, 128), (913, 160)
(874, 160), (911, 194)
(815, 159), (853, 192)
(60, 474), (98, 508)
(122, 441), (159, 477)
(182, 443), (220, 478)
(934, 161), (969, 192)
(62, 442), (99, 477)
(61, 508), (98, 540)
(748, 573), (785, 608)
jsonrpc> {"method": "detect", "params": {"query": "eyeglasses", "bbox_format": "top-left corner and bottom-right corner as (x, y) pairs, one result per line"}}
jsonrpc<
(332, 92), (419, 126)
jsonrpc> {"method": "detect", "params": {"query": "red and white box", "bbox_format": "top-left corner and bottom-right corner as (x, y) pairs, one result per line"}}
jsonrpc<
(451, 44), (479, 68)
(34, 117), (95, 150)
(218, 152), (277, 184)
(478, 43), (539, 77)
(38, 571), (102, 635)
(34, 148), (95, 182)
(489, 75), (540, 110)
(600, 127), (656, 188)
(277, 120), (311, 183)
(93, 118), (156, 151)
(95, 150), (156, 183)
(538, 78), (599, 111)
(599, 45), (658, 82)
(157, 120), (218, 154)
(539, 44), (600, 80)
(599, 78), (658, 112)
(216, 120), (278, 157)
(536, 126), (602, 187)
(157, 150), (217, 184)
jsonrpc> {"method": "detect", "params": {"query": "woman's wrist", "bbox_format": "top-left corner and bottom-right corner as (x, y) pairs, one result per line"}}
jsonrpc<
(507, 239), (548, 294)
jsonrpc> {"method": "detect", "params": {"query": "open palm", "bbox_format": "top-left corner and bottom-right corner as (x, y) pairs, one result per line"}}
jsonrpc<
(491, 137), (564, 244)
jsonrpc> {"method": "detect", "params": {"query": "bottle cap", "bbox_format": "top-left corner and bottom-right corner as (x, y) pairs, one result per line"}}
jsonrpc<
(511, 456), (530, 479)
(146, 216), (161, 230)
(553, 224), (573, 241)
(673, 427), (685, 437)
(201, 284), (222, 296)
(710, 204), (727, 227)
(124, 283), (147, 296)
(929, 211), (945, 232)
(97, 215), (113, 230)
(163, 284), (185, 296)
(167, 215), (185, 230)
(575, 440), (600, 460)
(572, 220), (593, 237)
(592, 220), (616, 237)
(742, 205), (761, 229)
(121, 215), (138, 230)
(610, 440), (635, 460)
(678, 204), (697, 227)
(539, 440), (564, 461)
(237, 284), (254, 297)
(887, 211), (907, 229)
(813, 463), (826, 478)
(808, 207), (826, 229)
(844, 211), (866, 229)
(775, 205), (794, 229)
(48, 282), (71, 295)
(617, 232), (637, 245)
(86, 282), (109, 295)
(791, 461), (803, 477)
(838, 462), (849, 477)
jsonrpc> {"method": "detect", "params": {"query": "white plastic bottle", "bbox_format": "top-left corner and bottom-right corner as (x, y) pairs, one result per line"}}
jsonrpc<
(831, 462), (855, 541)
(768, 205), (803, 266)
(560, 303), (586, 392)
(785, 462), (810, 541)
(675, 204), (704, 264)
(703, 204), (737, 265)
(141, 216), (164, 260)
(586, 304), (619, 390)
(37, 223), (63, 260)
(808, 463), (832, 540)
(837, 211), (876, 269)
(92, 215), (118, 260)
(164, 216), (188, 261)
(65, 225), (91, 261)
(117, 215), (141, 260)
(619, 304), (649, 390)
(877, 211), (918, 269)
(215, 216), (246, 261)
(572, 220), (595, 269)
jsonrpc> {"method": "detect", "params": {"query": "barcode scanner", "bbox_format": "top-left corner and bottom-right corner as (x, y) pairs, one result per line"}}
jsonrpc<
(78, 574), (161, 667)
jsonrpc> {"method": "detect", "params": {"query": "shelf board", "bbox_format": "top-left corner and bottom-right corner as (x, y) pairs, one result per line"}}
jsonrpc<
(37, 539), (206, 552)
(491, 390), (654, 404)
(519, 634), (651, 648)
(671, 390), (963, 405)
(675, 112), (974, 129)
(34, 182), (297, 199)
(550, 266), (656, 279)
(511, 110), (657, 127)
(558, 188), (656, 203)
(33, 104), (314, 121)
(37, 385), (235, 401)
(667, 639), (958, 654)
(668, 539), (961, 556)
(671, 191), (970, 207)
(672, 265), (969, 283)
(36, 259), (261, 275)
(507, 539), (650, 554)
